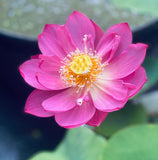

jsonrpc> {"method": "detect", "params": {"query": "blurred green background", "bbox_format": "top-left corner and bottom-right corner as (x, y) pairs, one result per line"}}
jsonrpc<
(0, 0), (158, 160)
(0, 0), (156, 36)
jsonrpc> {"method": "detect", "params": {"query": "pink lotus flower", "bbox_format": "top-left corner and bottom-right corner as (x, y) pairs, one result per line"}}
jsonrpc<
(19, 11), (147, 128)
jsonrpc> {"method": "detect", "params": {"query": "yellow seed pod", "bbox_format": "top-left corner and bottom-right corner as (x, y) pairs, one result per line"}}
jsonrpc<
(70, 55), (92, 74)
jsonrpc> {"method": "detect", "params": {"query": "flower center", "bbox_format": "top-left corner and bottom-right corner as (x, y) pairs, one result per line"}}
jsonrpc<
(70, 55), (92, 74)
(60, 51), (103, 89)
(59, 34), (105, 91)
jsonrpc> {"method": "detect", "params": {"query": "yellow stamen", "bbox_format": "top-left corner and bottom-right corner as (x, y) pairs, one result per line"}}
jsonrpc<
(59, 34), (106, 91)
(70, 55), (92, 74)
(60, 51), (103, 89)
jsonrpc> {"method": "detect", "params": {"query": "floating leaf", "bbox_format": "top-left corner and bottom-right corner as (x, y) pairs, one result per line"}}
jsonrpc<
(31, 124), (158, 160)
(30, 127), (106, 160)
(30, 152), (65, 160)
(102, 124), (158, 160)
(95, 101), (147, 137)
(109, 0), (158, 17)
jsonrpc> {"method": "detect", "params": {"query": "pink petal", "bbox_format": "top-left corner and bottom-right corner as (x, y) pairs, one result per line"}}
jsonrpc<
(90, 84), (127, 112)
(55, 99), (96, 128)
(19, 59), (47, 90)
(104, 23), (132, 58)
(95, 79), (128, 101)
(90, 20), (104, 47)
(56, 25), (76, 53)
(31, 54), (39, 59)
(38, 32), (66, 58)
(103, 43), (147, 80)
(122, 67), (147, 98)
(43, 24), (60, 39)
(96, 33), (120, 62)
(42, 88), (80, 112)
(66, 11), (95, 51)
(36, 71), (67, 90)
(86, 110), (108, 127)
(39, 55), (61, 72)
(25, 89), (56, 117)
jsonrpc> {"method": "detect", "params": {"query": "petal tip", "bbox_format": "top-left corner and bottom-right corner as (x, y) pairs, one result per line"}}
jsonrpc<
(137, 43), (148, 49)
(144, 44), (148, 49)
(72, 10), (81, 15)
(37, 33), (43, 42)
(43, 24), (49, 31)
(123, 22), (129, 26)
(120, 22), (130, 29)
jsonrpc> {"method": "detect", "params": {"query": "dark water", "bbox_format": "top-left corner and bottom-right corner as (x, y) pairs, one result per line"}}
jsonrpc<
(0, 33), (65, 160)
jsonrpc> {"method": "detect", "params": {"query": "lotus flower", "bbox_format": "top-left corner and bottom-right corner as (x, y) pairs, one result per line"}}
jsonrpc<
(19, 11), (147, 128)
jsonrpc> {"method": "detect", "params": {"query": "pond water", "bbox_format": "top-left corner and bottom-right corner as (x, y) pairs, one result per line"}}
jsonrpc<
(0, 0), (155, 37)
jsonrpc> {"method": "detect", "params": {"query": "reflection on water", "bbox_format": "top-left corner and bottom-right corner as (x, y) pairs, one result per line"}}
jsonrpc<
(0, 0), (154, 36)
